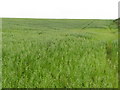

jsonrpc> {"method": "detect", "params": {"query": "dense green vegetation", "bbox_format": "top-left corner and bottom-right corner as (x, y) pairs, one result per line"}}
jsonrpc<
(2, 18), (118, 88)
(0, 18), (2, 89)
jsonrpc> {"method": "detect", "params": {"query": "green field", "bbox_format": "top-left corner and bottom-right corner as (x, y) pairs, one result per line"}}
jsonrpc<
(2, 18), (118, 88)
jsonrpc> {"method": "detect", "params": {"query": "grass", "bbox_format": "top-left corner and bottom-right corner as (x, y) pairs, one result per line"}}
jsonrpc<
(2, 18), (118, 88)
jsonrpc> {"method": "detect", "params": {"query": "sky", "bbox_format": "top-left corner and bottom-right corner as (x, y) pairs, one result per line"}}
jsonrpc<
(0, 0), (119, 19)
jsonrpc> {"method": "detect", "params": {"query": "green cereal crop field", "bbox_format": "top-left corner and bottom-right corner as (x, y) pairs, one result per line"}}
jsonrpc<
(2, 18), (118, 88)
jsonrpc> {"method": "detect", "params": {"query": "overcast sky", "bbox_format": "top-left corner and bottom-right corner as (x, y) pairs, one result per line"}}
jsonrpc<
(0, 0), (119, 19)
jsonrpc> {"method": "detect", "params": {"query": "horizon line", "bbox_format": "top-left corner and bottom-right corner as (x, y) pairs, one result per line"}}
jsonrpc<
(1, 17), (117, 20)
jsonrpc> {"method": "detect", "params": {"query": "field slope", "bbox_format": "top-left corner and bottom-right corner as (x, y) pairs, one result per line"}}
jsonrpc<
(2, 18), (118, 88)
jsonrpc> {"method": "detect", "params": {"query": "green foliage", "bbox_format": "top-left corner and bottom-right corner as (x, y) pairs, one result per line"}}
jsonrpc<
(0, 18), (2, 89)
(2, 18), (118, 88)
